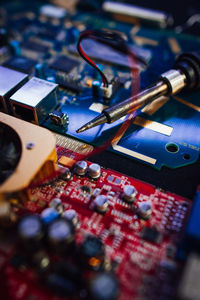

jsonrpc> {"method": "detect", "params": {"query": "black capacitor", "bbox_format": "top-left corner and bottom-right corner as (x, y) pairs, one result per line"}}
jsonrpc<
(54, 261), (83, 284)
(46, 273), (77, 296)
(32, 251), (50, 274)
(18, 215), (44, 251)
(89, 272), (119, 300)
(79, 236), (104, 270)
(47, 218), (75, 252)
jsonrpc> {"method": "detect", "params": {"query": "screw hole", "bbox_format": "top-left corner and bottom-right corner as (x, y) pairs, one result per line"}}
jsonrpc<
(165, 143), (179, 153)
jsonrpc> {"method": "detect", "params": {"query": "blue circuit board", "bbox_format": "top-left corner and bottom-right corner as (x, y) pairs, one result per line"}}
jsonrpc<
(2, 2), (200, 170)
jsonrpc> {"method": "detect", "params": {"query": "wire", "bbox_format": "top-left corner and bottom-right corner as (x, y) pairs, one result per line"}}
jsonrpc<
(77, 29), (147, 87)
(77, 30), (109, 87)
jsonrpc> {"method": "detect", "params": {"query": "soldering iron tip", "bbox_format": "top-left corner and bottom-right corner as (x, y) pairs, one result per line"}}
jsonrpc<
(76, 126), (88, 133)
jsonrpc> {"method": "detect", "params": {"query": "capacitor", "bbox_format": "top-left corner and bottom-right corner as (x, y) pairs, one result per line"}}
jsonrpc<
(63, 209), (79, 228)
(122, 185), (137, 203)
(18, 215), (44, 250)
(79, 236), (104, 270)
(46, 273), (77, 296)
(137, 202), (152, 219)
(32, 251), (50, 273)
(59, 167), (72, 181)
(49, 198), (64, 214)
(93, 195), (109, 213)
(88, 163), (101, 179)
(74, 160), (88, 176)
(89, 272), (119, 300)
(41, 207), (59, 224)
(47, 218), (75, 252)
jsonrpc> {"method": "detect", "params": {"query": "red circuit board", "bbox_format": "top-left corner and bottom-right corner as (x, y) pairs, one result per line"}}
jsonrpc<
(0, 146), (192, 300)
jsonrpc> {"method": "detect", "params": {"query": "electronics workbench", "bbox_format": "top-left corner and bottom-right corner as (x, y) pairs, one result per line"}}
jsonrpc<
(0, 0), (200, 299)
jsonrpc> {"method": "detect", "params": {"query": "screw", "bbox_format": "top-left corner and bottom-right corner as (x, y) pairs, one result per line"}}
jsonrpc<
(26, 142), (34, 150)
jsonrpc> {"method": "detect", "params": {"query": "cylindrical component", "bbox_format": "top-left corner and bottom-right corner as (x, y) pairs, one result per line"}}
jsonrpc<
(88, 163), (101, 179)
(63, 209), (79, 228)
(103, 81), (168, 123)
(160, 69), (186, 94)
(94, 195), (109, 213)
(46, 273), (77, 296)
(18, 215), (44, 250)
(49, 198), (64, 214)
(74, 160), (88, 176)
(122, 185), (137, 203)
(47, 218), (75, 252)
(41, 208), (59, 224)
(174, 52), (200, 90)
(79, 236), (104, 270)
(32, 251), (50, 273)
(89, 272), (119, 300)
(137, 202), (152, 219)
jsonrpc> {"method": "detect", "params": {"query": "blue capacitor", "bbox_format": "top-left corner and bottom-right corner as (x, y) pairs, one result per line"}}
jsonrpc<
(41, 207), (59, 224)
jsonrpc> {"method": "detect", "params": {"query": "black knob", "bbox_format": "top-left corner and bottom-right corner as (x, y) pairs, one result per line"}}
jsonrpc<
(174, 51), (200, 90)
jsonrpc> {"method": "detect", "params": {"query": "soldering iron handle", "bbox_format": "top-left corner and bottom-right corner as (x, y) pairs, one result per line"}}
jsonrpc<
(174, 51), (200, 90)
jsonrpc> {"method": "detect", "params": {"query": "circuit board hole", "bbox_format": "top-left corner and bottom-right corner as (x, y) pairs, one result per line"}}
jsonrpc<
(165, 143), (179, 153)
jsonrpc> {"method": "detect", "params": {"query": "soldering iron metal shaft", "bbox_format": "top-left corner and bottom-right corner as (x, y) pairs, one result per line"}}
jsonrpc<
(77, 52), (200, 133)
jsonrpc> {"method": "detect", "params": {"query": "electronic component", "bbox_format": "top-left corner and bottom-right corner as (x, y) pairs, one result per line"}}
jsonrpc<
(89, 272), (119, 300)
(74, 160), (88, 176)
(3, 56), (36, 74)
(49, 110), (69, 127)
(63, 209), (79, 228)
(79, 236), (105, 270)
(0, 66), (28, 112)
(88, 163), (101, 179)
(41, 208), (59, 224)
(47, 218), (75, 252)
(18, 215), (44, 250)
(49, 55), (79, 74)
(10, 77), (58, 124)
(93, 195), (109, 213)
(100, 76), (120, 99)
(122, 185), (137, 203)
(102, 1), (173, 28)
(32, 251), (50, 273)
(141, 226), (162, 244)
(49, 198), (64, 214)
(137, 201), (152, 219)
(40, 4), (67, 19)
(22, 40), (49, 55)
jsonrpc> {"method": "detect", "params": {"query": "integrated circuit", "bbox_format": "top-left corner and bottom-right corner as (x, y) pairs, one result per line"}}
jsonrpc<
(22, 40), (49, 54)
(49, 55), (79, 73)
(3, 56), (36, 74)
(141, 226), (163, 244)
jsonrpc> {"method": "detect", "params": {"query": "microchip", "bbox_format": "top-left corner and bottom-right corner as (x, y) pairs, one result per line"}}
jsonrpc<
(80, 185), (91, 194)
(22, 40), (49, 53)
(141, 227), (162, 244)
(49, 56), (79, 73)
(3, 56), (36, 74)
